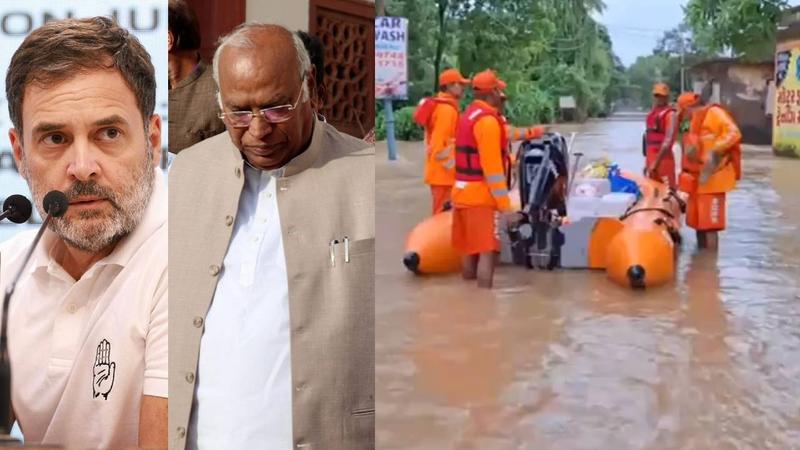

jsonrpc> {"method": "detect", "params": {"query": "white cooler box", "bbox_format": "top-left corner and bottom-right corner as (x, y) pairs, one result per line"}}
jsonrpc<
(561, 186), (637, 269)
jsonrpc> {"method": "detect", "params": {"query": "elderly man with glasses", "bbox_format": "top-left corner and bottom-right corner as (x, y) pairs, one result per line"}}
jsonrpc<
(168, 23), (375, 450)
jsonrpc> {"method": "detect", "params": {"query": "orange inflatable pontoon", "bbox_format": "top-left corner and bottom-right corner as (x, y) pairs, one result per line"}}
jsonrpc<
(598, 172), (684, 289)
(402, 174), (684, 289)
(403, 210), (461, 274)
(403, 194), (522, 275)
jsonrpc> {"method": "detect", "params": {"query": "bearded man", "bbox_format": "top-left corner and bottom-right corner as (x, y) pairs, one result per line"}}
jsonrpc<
(0, 17), (167, 449)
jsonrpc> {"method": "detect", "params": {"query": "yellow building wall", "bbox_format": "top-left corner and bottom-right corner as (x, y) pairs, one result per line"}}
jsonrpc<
(774, 39), (800, 157)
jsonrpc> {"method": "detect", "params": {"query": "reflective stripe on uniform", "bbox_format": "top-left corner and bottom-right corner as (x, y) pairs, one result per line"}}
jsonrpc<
(434, 148), (451, 161)
(443, 160), (455, 169)
(467, 109), (484, 120)
(455, 180), (493, 188)
(486, 174), (505, 183)
(491, 188), (509, 198)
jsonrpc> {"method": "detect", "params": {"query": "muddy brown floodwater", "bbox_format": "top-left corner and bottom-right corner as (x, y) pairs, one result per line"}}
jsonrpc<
(375, 114), (800, 450)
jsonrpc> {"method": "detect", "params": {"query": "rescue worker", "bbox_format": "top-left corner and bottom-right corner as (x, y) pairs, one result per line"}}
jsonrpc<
(675, 92), (742, 250)
(645, 83), (678, 187)
(418, 71), (543, 215)
(421, 68), (470, 214)
(451, 69), (521, 288)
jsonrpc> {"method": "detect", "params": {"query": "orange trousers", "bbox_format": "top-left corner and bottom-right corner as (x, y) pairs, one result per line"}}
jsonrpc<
(430, 185), (452, 215)
(451, 206), (499, 255)
(686, 192), (726, 231)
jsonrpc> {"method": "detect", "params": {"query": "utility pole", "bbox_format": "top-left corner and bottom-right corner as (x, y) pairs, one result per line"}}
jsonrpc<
(376, 0), (399, 160)
(680, 33), (686, 92)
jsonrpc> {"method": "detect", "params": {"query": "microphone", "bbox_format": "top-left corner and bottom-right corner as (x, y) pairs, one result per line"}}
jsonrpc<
(41, 191), (68, 219)
(0, 196), (32, 224)
(0, 190), (68, 440)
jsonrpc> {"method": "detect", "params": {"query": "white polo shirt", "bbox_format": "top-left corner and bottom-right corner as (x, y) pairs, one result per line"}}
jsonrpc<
(0, 169), (168, 449)
(187, 164), (291, 449)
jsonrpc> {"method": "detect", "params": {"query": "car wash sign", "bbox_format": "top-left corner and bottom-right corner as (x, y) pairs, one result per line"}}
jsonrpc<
(376, 16), (408, 100)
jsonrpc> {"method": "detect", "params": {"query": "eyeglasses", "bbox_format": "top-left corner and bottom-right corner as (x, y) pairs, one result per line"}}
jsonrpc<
(219, 75), (306, 128)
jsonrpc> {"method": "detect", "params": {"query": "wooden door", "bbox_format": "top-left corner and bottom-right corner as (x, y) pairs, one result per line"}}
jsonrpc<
(185, 0), (246, 62)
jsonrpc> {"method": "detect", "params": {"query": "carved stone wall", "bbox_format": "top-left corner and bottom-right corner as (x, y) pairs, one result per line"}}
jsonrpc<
(310, 0), (374, 138)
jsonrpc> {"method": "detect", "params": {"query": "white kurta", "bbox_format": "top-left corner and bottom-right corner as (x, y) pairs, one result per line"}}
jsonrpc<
(188, 164), (292, 449)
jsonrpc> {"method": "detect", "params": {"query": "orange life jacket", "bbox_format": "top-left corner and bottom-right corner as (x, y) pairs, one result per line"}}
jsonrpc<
(454, 103), (509, 182)
(645, 105), (675, 152)
(452, 101), (513, 211)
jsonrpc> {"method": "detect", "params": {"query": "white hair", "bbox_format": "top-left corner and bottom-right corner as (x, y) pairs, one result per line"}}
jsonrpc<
(212, 22), (311, 108)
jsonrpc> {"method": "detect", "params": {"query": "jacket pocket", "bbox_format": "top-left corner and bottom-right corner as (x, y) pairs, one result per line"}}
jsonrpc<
(329, 238), (374, 267)
(351, 408), (375, 417)
(344, 407), (375, 449)
(340, 237), (374, 258)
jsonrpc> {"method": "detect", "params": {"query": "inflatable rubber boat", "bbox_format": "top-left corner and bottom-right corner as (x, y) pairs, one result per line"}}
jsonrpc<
(594, 172), (683, 288)
(401, 134), (684, 289)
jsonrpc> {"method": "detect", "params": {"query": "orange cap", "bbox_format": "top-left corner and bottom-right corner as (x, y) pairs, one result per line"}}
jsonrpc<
(439, 68), (469, 86)
(677, 92), (701, 110)
(652, 83), (669, 97)
(472, 69), (507, 92)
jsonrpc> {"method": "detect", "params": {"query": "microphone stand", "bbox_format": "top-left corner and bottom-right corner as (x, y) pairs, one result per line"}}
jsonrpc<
(0, 214), (54, 444)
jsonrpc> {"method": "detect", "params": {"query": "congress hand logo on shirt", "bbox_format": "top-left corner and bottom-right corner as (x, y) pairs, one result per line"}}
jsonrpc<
(93, 339), (116, 400)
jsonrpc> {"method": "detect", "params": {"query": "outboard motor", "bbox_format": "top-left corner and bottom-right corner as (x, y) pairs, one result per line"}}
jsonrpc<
(509, 133), (570, 269)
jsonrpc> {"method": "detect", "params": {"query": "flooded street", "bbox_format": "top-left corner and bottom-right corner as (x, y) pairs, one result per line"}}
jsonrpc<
(376, 115), (800, 449)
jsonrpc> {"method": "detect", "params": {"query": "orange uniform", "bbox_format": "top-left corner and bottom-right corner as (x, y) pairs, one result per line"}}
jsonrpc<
(506, 125), (545, 142)
(420, 69), (470, 215)
(645, 106), (677, 187)
(451, 100), (512, 255)
(423, 92), (460, 214)
(646, 83), (677, 187)
(505, 123), (546, 168)
(678, 101), (742, 231)
(420, 102), (543, 216)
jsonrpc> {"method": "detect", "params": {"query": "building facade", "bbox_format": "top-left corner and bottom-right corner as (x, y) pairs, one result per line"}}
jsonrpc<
(774, 5), (800, 157)
(689, 58), (774, 146)
(186, 0), (375, 138)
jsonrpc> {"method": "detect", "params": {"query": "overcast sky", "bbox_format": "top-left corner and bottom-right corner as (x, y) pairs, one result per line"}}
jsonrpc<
(598, 0), (800, 67)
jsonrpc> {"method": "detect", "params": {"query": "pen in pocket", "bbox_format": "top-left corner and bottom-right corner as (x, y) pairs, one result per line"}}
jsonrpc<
(329, 237), (351, 266)
(329, 239), (338, 267)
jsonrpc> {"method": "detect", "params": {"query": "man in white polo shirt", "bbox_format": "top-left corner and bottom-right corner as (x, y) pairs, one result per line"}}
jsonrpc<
(0, 17), (167, 448)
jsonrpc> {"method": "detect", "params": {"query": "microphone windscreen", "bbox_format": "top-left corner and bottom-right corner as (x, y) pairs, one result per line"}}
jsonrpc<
(43, 191), (69, 217)
(2, 194), (32, 224)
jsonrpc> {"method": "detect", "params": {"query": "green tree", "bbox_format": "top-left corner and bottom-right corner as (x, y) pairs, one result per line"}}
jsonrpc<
(627, 54), (671, 106)
(685, 0), (789, 61)
(626, 22), (714, 107)
(385, 0), (440, 103)
(654, 22), (701, 57)
(381, 0), (627, 139)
